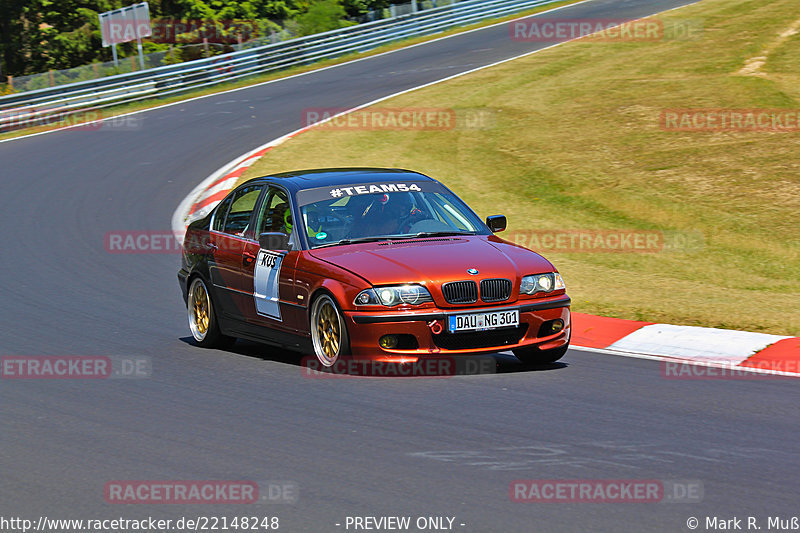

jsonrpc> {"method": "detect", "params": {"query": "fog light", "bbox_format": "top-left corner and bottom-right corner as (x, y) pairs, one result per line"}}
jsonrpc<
(550, 319), (564, 333)
(380, 335), (399, 349)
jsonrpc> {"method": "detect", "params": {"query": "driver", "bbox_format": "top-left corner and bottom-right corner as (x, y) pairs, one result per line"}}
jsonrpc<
(360, 193), (422, 235)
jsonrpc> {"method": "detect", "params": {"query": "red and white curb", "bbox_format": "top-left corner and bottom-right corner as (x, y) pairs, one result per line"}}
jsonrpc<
(571, 313), (800, 377)
(171, 126), (312, 241)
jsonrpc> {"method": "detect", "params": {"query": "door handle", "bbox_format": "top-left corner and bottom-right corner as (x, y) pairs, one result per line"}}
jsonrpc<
(243, 250), (256, 265)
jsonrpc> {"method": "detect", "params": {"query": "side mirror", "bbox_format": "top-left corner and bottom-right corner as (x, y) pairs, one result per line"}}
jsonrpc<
(258, 232), (290, 251)
(485, 215), (507, 233)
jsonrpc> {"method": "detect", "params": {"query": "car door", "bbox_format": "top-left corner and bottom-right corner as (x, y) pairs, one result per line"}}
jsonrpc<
(240, 185), (302, 334)
(207, 183), (266, 324)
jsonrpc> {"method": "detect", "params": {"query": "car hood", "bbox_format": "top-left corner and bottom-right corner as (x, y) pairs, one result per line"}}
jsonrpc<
(309, 235), (555, 290)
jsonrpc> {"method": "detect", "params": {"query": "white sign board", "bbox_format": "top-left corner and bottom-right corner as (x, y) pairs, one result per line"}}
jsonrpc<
(99, 2), (152, 47)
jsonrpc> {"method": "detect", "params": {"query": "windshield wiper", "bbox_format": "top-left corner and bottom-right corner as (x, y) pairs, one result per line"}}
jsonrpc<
(313, 231), (476, 248)
(407, 231), (477, 238)
(313, 236), (396, 249)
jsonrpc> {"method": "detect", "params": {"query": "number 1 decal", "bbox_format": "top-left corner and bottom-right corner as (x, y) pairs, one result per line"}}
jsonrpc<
(254, 249), (283, 320)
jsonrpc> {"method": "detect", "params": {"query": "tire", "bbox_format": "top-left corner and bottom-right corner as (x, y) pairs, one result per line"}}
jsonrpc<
(187, 277), (235, 348)
(310, 293), (350, 367)
(513, 338), (570, 365)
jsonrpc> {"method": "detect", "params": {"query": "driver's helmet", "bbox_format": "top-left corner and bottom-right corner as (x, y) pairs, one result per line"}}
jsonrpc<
(283, 207), (294, 234)
(375, 192), (415, 219)
(359, 192), (420, 235)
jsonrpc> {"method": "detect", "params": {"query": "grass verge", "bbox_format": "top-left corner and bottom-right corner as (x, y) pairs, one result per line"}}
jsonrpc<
(242, 0), (800, 335)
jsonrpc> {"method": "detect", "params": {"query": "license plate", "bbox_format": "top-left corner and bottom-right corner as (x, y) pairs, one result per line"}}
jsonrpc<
(448, 310), (519, 332)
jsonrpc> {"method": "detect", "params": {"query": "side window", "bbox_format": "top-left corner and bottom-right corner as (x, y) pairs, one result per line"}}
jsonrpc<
(212, 194), (234, 232)
(255, 187), (292, 238)
(221, 185), (263, 236)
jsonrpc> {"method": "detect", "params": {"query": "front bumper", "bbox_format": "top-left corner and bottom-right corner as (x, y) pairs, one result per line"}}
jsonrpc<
(345, 295), (570, 358)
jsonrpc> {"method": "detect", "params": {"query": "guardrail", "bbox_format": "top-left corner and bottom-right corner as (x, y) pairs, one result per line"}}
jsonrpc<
(0, 0), (559, 131)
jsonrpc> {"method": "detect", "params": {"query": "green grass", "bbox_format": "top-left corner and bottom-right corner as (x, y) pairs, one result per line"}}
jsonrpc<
(0, 0), (584, 142)
(242, 0), (800, 335)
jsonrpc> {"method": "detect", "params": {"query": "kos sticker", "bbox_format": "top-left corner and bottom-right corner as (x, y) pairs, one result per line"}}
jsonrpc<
(254, 250), (284, 320)
(259, 251), (278, 268)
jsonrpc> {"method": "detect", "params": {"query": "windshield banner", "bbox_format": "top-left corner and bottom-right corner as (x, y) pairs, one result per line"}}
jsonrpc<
(296, 181), (446, 206)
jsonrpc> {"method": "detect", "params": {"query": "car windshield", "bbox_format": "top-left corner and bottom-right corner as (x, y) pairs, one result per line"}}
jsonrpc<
(296, 182), (488, 248)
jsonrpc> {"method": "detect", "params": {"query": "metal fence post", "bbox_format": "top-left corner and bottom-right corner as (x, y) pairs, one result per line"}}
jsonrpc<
(136, 36), (146, 70)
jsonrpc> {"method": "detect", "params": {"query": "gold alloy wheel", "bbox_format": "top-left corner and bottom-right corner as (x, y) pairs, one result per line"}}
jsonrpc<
(318, 301), (340, 357)
(312, 295), (343, 366)
(189, 278), (211, 341)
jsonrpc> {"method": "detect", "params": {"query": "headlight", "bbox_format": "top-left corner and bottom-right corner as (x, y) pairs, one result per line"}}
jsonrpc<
(520, 273), (565, 295)
(354, 285), (433, 307)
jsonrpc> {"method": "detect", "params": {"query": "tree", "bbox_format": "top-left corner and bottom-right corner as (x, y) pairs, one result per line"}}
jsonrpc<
(0, 0), (368, 79)
(341, 0), (391, 19)
(295, 0), (354, 36)
(0, 1), (129, 77)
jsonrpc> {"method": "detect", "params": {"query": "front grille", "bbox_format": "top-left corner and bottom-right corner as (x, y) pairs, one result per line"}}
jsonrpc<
(442, 281), (478, 304)
(480, 278), (512, 302)
(432, 325), (528, 350)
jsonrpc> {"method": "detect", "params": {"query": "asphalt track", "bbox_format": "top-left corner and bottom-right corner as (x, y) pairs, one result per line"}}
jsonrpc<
(1, 0), (798, 531)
